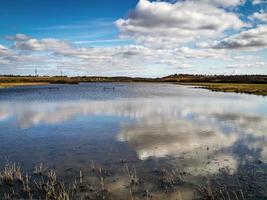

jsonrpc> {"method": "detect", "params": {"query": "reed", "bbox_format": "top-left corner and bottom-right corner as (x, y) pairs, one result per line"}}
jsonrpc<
(34, 163), (46, 175)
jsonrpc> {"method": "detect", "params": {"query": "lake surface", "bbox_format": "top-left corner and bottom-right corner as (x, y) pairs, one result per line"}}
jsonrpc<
(0, 83), (267, 199)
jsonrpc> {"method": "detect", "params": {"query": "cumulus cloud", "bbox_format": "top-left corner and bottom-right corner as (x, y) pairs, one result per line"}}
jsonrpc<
(0, 44), (7, 50)
(174, 46), (229, 60)
(4, 33), (233, 75)
(115, 0), (245, 48)
(252, 0), (267, 5)
(6, 33), (31, 41)
(0, 36), (181, 76)
(0, 44), (9, 55)
(194, 0), (244, 7)
(249, 12), (267, 22)
(1, 0), (266, 76)
(204, 25), (267, 50)
(227, 61), (266, 68)
(14, 38), (72, 52)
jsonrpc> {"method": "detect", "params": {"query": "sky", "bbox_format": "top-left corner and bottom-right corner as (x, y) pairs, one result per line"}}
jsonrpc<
(0, 0), (266, 77)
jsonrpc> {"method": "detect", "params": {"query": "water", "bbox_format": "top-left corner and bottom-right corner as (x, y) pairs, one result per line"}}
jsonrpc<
(0, 83), (267, 199)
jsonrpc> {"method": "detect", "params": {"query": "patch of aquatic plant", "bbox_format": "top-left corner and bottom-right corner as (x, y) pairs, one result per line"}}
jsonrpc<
(0, 162), (112, 200)
(1, 160), (267, 199)
(152, 167), (184, 193)
(195, 163), (267, 200)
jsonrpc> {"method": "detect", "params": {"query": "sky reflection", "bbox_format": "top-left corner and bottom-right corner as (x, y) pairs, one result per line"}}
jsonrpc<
(0, 84), (266, 177)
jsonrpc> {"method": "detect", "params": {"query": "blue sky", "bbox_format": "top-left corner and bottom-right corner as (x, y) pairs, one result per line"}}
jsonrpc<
(0, 0), (266, 77)
(0, 0), (137, 46)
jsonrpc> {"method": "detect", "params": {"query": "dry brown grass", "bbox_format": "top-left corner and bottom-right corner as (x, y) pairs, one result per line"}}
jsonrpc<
(180, 82), (267, 96)
(0, 82), (49, 88)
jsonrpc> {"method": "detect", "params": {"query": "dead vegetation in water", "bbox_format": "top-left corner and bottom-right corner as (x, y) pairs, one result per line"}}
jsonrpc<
(152, 167), (184, 193)
(123, 163), (146, 200)
(0, 160), (267, 200)
(0, 162), (113, 200)
(195, 163), (267, 200)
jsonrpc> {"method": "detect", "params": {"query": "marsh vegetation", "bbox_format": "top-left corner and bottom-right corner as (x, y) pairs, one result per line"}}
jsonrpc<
(180, 83), (267, 96)
(1, 159), (267, 200)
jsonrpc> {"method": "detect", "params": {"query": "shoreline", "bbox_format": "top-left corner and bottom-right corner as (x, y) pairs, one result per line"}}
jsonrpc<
(0, 77), (267, 96)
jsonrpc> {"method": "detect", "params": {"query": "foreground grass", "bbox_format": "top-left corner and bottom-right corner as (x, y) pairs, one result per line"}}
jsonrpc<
(1, 161), (266, 200)
(180, 82), (267, 96)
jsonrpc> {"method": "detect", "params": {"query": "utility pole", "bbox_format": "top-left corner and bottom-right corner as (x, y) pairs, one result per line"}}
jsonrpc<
(57, 64), (63, 76)
(35, 68), (38, 77)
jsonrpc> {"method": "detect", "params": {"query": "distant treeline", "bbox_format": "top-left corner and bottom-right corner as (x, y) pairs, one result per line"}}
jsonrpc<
(0, 74), (267, 84)
(161, 74), (267, 84)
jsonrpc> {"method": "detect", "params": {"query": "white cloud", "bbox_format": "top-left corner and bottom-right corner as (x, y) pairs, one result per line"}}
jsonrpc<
(73, 39), (128, 44)
(194, 0), (244, 7)
(0, 44), (7, 50)
(249, 12), (267, 22)
(1, 0), (267, 77)
(252, 0), (267, 5)
(175, 46), (229, 60)
(6, 33), (31, 41)
(115, 0), (245, 48)
(227, 61), (266, 68)
(1, 30), (266, 76)
(0, 44), (9, 55)
(205, 25), (267, 50)
(14, 38), (72, 52)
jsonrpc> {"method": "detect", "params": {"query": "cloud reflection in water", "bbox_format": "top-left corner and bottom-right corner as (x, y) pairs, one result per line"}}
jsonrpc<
(0, 94), (266, 176)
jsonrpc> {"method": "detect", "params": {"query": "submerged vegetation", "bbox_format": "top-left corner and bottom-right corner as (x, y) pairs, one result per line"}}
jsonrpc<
(0, 162), (114, 200)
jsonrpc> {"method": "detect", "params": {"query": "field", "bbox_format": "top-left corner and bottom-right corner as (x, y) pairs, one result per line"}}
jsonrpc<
(180, 82), (267, 96)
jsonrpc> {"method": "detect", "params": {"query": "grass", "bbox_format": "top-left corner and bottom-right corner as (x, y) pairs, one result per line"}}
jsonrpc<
(0, 76), (83, 89)
(179, 82), (267, 96)
(0, 162), (106, 200)
(0, 82), (49, 88)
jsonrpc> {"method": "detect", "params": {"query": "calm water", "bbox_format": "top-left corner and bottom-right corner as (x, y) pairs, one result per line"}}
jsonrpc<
(0, 83), (267, 199)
